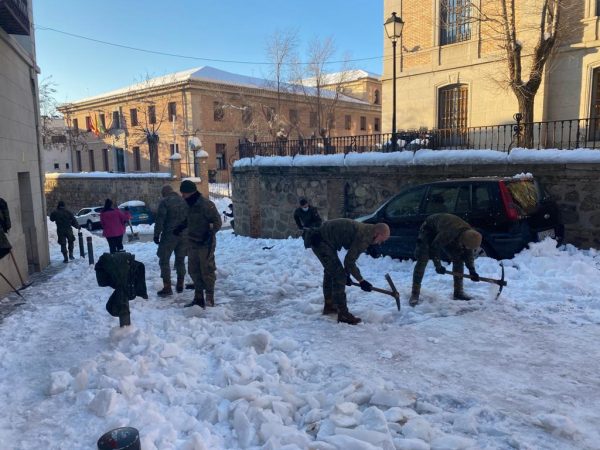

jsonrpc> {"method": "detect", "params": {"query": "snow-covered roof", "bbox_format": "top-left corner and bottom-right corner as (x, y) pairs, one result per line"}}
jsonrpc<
(65, 66), (371, 106)
(118, 200), (145, 208)
(301, 69), (381, 87)
(45, 172), (173, 179)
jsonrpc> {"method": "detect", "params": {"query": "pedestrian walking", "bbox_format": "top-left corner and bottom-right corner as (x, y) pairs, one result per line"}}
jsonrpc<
(304, 218), (390, 325)
(154, 185), (189, 297)
(409, 213), (482, 307)
(223, 203), (235, 231)
(294, 198), (322, 230)
(0, 197), (11, 260)
(100, 198), (131, 253)
(175, 180), (222, 308)
(49, 200), (80, 263)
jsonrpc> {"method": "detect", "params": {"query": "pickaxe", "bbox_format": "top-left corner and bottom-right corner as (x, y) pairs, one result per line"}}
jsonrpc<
(349, 273), (401, 311)
(443, 262), (507, 299)
(0, 270), (25, 299)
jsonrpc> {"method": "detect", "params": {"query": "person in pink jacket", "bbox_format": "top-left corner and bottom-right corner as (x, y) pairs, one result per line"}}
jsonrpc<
(100, 198), (131, 253)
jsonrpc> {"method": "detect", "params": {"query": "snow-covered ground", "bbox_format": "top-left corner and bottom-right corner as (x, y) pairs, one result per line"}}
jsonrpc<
(0, 219), (599, 449)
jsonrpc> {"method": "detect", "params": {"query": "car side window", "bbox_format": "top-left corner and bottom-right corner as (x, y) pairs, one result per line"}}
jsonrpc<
(454, 186), (470, 214)
(78, 209), (90, 216)
(384, 187), (426, 219)
(472, 185), (492, 214)
(424, 186), (461, 214)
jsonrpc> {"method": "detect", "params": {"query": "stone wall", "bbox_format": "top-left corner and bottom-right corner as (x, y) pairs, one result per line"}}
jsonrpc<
(232, 162), (600, 249)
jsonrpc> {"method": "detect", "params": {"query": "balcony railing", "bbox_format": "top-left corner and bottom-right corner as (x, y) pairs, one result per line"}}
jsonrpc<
(0, 0), (30, 35)
(238, 118), (600, 159)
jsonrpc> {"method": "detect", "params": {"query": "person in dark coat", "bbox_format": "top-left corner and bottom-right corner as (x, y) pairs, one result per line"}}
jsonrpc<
(175, 180), (222, 308)
(100, 199), (131, 253)
(223, 203), (234, 231)
(410, 213), (482, 307)
(304, 218), (390, 325)
(154, 185), (189, 297)
(294, 198), (322, 230)
(49, 200), (80, 263)
(0, 198), (11, 260)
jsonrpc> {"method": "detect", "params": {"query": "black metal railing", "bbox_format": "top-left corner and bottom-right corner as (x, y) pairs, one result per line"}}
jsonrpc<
(238, 117), (600, 159)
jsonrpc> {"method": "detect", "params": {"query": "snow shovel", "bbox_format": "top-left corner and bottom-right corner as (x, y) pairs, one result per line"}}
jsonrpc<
(0, 270), (25, 299)
(349, 273), (401, 311)
(127, 221), (139, 242)
(9, 249), (32, 289)
(443, 262), (507, 299)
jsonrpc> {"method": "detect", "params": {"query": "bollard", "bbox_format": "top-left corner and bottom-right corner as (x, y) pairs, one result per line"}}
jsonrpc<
(97, 427), (140, 450)
(87, 236), (94, 265)
(78, 231), (86, 258)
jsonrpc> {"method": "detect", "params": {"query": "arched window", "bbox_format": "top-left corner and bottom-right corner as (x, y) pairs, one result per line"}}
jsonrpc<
(374, 89), (380, 105)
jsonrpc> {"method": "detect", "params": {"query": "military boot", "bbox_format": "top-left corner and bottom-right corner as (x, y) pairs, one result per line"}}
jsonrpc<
(206, 292), (215, 307)
(69, 251), (75, 260)
(409, 284), (421, 307)
(322, 299), (337, 315)
(175, 277), (185, 293)
(157, 281), (173, 297)
(62, 251), (69, 263)
(185, 291), (205, 308)
(337, 309), (362, 325)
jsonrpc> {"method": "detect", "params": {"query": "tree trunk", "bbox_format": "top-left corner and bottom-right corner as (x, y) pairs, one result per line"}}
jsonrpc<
(515, 90), (535, 148)
(147, 134), (160, 172)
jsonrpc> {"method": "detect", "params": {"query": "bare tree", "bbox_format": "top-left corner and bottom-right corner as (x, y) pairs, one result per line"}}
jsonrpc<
(39, 76), (60, 144)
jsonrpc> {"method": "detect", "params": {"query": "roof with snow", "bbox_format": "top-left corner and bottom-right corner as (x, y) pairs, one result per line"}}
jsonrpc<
(64, 66), (371, 107)
(301, 69), (381, 87)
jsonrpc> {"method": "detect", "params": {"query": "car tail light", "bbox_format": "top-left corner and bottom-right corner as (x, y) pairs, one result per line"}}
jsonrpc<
(499, 181), (520, 221)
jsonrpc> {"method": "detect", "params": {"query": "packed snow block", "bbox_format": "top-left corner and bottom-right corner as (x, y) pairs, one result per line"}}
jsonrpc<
(322, 434), (381, 450)
(534, 413), (579, 439)
(370, 388), (417, 408)
(335, 426), (395, 450)
(88, 388), (118, 417)
(259, 422), (311, 448)
(244, 329), (272, 354)
(392, 437), (431, 450)
(48, 370), (73, 395)
(402, 417), (433, 442)
(430, 434), (476, 450)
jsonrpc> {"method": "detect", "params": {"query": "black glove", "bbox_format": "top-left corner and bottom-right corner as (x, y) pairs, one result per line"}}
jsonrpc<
(435, 264), (446, 275)
(469, 270), (480, 282)
(173, 224), (185, 236)
(346, 274), (352, 286)
(153, 235), (160, 245)
(359, 280), (373, 292)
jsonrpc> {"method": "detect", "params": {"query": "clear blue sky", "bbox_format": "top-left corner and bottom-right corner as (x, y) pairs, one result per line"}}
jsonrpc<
(33, 1), (384, 104)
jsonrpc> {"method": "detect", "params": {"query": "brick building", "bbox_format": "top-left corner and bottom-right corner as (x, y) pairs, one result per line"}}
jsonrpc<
(58, 66), (381, 180)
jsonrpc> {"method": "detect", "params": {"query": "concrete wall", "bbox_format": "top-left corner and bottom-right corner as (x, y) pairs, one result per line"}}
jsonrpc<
(232, 162), (600, 250)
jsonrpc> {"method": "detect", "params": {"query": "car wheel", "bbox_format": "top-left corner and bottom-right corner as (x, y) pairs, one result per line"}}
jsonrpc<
(87, 220), (94, 231)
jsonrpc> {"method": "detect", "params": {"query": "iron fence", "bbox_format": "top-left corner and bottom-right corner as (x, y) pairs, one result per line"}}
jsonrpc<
(238, 117), (600, 159)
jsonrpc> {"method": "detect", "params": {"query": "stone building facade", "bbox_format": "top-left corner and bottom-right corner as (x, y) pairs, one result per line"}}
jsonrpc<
(382, 0), (600, 131)
(0, 0), (50, 296)
(58, 67), (381, 182)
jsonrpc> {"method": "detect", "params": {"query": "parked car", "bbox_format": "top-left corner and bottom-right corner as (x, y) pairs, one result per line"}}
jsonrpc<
(357, 176), (564, 260)
(75, 206), (104, 231)
(118, 200), (154, 226)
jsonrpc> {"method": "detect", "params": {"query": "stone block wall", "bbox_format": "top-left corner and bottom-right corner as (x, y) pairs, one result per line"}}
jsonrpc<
(232, 162), (600, 250)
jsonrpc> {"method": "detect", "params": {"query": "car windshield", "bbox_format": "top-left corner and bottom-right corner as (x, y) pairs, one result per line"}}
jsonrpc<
(506, 179), (539, 215)
(125, 206), (146, 213)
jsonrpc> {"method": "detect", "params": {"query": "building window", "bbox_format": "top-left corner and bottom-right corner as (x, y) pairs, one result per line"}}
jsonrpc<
(72, 118), (79, 132)
(345, 115), (352, 130)
(66, 162), (70, 169)
(213, 102), (224, 121)
(130, 108), (138, 126)
(89, 149), (95, 171)
(168, 102), (177, 121)
(76, 151), (82, 171)
(289, 109), (298, 125)
(589, 68), (600, 140)
(133, 146), (141, 170)
(374, 90), (380, 105)
(265, 106), (275, 122)
(102, 148), (109, 171)
(440, 0), (471, 45)
(360, 116), (366, 131)
(51, 135), (67, 144)
(53, 163), (59, 169)
(85, 116), (92, 131)
(374, 117), (381, 132)
(169, 143), (180, 155)
(309, 111), (318, 128)
(242, 105), (252, 125)
(99, 114), (106, 130)
(216, 144), (227, 170)
(597, 0), (600, 16)
(327, 113), (335, 129)
(112, 111), (120, 129)
(148, 106), (156, 124)
(438, 84), (468, 129)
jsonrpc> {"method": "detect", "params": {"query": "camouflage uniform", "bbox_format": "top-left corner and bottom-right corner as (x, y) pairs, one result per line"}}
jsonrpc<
(294, 205), (322, 230)
(412, 213), (477, 301)
(50, 206), (79, 262)
(0, 198), (11, 260)
(184, 192), (222, 304)
(307, 218), (375, 317)
(154, 191), (188, 286)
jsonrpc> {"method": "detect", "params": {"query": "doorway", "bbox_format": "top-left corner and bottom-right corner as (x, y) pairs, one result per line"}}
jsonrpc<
(18, 172), (40, 272)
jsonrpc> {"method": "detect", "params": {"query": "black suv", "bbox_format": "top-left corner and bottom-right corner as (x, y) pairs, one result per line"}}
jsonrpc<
(357, 176), (564, 260)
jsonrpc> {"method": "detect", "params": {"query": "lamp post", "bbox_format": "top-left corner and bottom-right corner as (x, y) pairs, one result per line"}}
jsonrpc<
(384, 11), (404, 151)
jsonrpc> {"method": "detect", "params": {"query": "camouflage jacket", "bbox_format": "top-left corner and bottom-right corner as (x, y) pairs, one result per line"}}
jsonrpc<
(318, 218), (375, 281)
(50, 207), (79, 238)
(185, 192), (222, 245)
(154, 192), (188, 239)
(419, 213), (476, 271)
(294, 206), (322, 230)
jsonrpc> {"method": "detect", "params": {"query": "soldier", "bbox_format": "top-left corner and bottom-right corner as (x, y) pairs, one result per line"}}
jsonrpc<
(175, 180), (222, 308)
(49, 200), (80, 263)
(0, 197), (11, 260)
(305, 218), (390, 325)
(409, 213), (482, 307)
(154, 185), (189, 297)
(294, 198), (322, 230)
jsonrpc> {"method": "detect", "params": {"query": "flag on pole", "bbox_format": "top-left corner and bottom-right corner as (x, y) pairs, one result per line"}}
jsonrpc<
(90, 115), (100, 137)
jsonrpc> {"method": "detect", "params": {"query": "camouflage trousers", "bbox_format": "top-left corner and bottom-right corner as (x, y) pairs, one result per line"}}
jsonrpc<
(413, 236), (465, 293)
(311, 241), (348, 312)
(57, 232), (75, 257)
(188, 240), (217, 296)
(157, 236), (187, 283)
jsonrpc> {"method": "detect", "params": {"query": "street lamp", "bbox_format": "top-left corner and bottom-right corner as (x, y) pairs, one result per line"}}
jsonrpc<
(384, 11), (404, 151)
